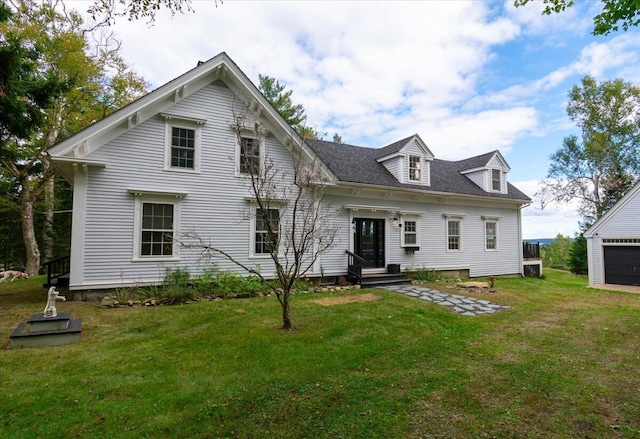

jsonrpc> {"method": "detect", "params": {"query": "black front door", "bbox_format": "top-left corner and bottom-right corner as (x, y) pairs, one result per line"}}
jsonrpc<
(354, 218), (385, 268)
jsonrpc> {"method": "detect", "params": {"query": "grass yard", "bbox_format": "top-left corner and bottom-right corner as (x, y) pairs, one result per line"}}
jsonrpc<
(1, 270), (640, 438)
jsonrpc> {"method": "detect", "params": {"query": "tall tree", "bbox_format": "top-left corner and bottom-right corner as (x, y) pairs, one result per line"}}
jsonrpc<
(0, 0), (147, 274)
(0, 2), (66, 157)
(536, 75), (640, 228)
(258, 74), (307, 127)
(513, 0), (640, 35)
(0, 1), (69, 274)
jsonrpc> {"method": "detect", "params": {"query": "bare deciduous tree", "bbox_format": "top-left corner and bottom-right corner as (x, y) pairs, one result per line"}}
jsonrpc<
(184, 108), (338, 330)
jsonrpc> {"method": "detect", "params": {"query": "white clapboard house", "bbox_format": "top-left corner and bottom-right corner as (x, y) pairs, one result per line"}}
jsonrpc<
(48, 52), (537, 291)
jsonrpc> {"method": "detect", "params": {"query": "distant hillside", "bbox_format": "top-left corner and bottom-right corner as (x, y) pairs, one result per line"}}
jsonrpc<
(523, 238), (557, 246)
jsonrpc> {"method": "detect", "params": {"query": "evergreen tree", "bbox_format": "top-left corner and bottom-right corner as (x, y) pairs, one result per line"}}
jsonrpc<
(569, 234), (588, 275)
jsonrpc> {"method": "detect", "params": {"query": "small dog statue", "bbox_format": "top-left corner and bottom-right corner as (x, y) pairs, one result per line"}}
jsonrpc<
(0, 270), (29, 282)
(43, 286), (66, 318)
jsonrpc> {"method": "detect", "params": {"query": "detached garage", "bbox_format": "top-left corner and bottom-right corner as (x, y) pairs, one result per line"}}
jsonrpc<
(585, 182), (640, 287)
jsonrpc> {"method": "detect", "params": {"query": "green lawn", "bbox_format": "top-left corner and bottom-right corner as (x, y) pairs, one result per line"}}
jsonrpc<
(1, 270), (639, 438)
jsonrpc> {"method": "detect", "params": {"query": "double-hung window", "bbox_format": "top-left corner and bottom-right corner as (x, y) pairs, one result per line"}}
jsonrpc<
(170, 127), (195, 169)
(254, 208), (279, 255)
(162, 113), (205, 173)
(239, 136), (261, 175)
(130, 189), (185, 261)
(482, 217), (500, 251)
(401, 215), (421, 248)
(404, 221), (417, 245)
(447, 219), (462, 251)
(492, 169), (501, 192)
(141, 203), (174, 257)
(485, 221), (497, 250)
(409, 155), (421, 182)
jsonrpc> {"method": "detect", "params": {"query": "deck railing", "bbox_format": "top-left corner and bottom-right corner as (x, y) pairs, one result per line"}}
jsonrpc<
(346, 250), (365, 284)
(523, 242), (540, 260)
(43, 254), (71, 287)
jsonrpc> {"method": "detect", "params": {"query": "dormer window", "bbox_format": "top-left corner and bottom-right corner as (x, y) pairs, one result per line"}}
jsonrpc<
(409, 155), (421, 182)
(492, 169), (501, 191)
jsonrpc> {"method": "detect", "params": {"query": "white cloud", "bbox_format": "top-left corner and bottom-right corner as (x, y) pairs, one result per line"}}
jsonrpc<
(77, 1), (530, 155)
(515, 180), (581, 239)
(61, 0), (640, 237)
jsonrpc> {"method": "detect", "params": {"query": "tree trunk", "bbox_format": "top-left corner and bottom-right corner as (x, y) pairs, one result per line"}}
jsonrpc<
(42, 159), (55, 262)
(20, 177), (40, 276)
(42, 112), (61, 263)
(281, 291), (292, 330)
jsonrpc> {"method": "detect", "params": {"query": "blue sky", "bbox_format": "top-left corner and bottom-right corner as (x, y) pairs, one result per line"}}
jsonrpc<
(74, 0), (640, 238)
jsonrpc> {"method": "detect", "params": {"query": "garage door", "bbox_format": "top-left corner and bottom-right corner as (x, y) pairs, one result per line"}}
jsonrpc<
(604, 246), (640, 285)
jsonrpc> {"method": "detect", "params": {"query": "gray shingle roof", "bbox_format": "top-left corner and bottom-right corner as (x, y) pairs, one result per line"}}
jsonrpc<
(305, 138), (530, 202)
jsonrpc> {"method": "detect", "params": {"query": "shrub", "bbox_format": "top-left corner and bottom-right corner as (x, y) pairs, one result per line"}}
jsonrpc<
(194, 268), (216, 295)
(213, 270), (245, 297)
(406, 268), (442, 282)
(160, 267), (194, 304)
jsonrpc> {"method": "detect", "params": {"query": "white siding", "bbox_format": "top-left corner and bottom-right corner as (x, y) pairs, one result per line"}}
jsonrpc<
(587, 186), (640, 285)
(380, 157), (401, 181)
(405, 140), (423, 157)
(75, 83), (298, 289)
(71, 81), (524, 289)
(317, 194), (522, 278)
(465, 170), (487, 191)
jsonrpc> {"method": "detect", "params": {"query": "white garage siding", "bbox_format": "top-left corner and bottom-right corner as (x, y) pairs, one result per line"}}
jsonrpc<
(585, 182), (640, 286)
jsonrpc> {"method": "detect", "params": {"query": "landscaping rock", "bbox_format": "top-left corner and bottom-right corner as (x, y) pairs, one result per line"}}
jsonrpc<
(100, 295), (116, 308)
(456, 281), (489, 289)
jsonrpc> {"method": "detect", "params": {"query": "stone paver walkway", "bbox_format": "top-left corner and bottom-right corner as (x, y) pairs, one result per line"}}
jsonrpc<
(378, 284), (509, 316)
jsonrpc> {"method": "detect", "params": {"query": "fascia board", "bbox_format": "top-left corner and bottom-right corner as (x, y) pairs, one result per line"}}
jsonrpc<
(460, 167), (486, 175)
(584, 181), (640, 237)
(412, 134), (435, 159)
(492, 151), (511, 172)
(49, 53), (231, 158)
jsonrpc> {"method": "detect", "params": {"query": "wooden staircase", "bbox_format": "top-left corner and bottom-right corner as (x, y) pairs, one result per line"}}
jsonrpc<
(360, 272), (412, 288)
(42, 255), (71, 288)
(346, 251), (411, 288)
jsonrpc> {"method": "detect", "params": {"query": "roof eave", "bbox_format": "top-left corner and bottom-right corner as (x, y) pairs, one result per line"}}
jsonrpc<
(336, 181), (530, 206)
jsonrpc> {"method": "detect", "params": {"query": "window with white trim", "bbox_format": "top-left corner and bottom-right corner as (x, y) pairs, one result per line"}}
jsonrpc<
(447, 219), (461, 251)
(131, 193), (182, 261)
(254, 208), (279, 255)
(492, 169), (501, 191)
(485, 221), (497, 251)
(239, 136), (261, 175)
(170, 127), (195, 169)
(163, 117), (203, 172)
(141, 203), (174, 256)
(404, 220), (417, 245)
(401, 215), (420, 247)
(408, 155), (421, 182)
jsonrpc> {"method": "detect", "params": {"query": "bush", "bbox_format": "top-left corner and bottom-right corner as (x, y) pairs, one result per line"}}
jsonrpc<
(213, 270), (245, 297)
(194, 268), (215, 295)
(406, 268), (442, 282)
(160, 267), (194, 304)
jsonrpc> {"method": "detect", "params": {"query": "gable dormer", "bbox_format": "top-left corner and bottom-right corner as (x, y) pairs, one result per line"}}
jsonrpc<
(375, 135), (434, 186)
(459, 151), (511, 194)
